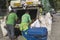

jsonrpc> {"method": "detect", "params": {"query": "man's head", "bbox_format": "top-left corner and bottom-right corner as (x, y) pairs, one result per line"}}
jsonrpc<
(25, 11), (29, 14)
(9, 9), (16, 13)
(38, 4), (43, 8)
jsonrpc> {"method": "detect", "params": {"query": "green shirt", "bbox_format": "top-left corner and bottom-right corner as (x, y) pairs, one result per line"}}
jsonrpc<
(20, 13), (31, 31)
(21, 13), (31, 23)
(6, 12), (18, 25)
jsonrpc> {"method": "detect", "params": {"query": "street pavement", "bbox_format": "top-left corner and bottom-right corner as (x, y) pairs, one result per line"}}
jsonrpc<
(50, 13), (60, 40)
(0, 13), (60, 40)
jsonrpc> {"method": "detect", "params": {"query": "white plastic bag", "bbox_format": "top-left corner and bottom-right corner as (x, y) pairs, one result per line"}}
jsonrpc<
(45, 12), (52, 35)
(45, 12), (52, 28)
(39, 15), (47, 27)
(30, 19), (40, 28)
(0, 17), (7, 36)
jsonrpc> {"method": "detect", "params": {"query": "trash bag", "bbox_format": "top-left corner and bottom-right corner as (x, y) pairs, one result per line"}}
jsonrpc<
(45, 12), (52, 28)
(39, 12), (52, 35)
(0, 19), (7, 36)
(45, 12), (52, 35)
(30, 19), (40, 28)
(39, 15), (47, 27)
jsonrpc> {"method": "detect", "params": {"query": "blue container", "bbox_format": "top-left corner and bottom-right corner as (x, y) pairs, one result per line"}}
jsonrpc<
(27, 27), (48, 36)
(22, 27), (48, 40)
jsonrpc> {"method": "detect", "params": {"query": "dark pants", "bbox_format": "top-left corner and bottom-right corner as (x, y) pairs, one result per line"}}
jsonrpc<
(6, 24), (15, 40)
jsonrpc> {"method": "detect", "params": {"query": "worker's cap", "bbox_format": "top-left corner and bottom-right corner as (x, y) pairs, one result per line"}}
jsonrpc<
(8, 6), (12, 12)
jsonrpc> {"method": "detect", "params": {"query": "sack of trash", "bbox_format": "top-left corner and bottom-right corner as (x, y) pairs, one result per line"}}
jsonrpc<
(0, 17), (7, 36)
(39, 15), (47, 27)
(39, 12), (52, 35)
(45, 12), (52, 35)
(30, 12), (52, 35)
(30, 19), (41, 28)
(1, 20), (7, 36)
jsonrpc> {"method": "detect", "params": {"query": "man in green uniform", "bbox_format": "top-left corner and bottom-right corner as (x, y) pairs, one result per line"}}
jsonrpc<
(6, 10), (18, 40)
(20, 11), (32, 40)
(20, 11), (31, 31)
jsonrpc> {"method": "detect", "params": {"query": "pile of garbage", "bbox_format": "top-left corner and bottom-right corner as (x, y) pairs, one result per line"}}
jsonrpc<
(30, 12), (52, 35)
(0, 16), (7, 36)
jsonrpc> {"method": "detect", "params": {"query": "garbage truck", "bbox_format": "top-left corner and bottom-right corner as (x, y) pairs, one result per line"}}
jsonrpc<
(10, 0), (42, 24)
(0, 0), (51, 38)
(10, 0), (42, 37)
(10, 0), (41, 7)
(0, 0), (41, 37)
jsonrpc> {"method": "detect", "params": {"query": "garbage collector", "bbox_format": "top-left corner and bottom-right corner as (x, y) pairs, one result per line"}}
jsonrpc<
(20, 11), (32, 40)
(6, 10), (18, 40)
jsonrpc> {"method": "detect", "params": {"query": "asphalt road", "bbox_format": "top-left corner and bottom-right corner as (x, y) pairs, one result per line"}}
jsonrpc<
(50, 13), (60, 40)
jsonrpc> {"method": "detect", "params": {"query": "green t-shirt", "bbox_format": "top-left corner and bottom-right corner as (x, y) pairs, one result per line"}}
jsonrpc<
(20, 13), (32, 31)
(21, 13), (31, 23)
(6, 12), (18, 25)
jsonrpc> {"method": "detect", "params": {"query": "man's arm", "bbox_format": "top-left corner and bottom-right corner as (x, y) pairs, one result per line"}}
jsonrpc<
(15, 14), (18, 21)
(29, 15), (32, 23)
